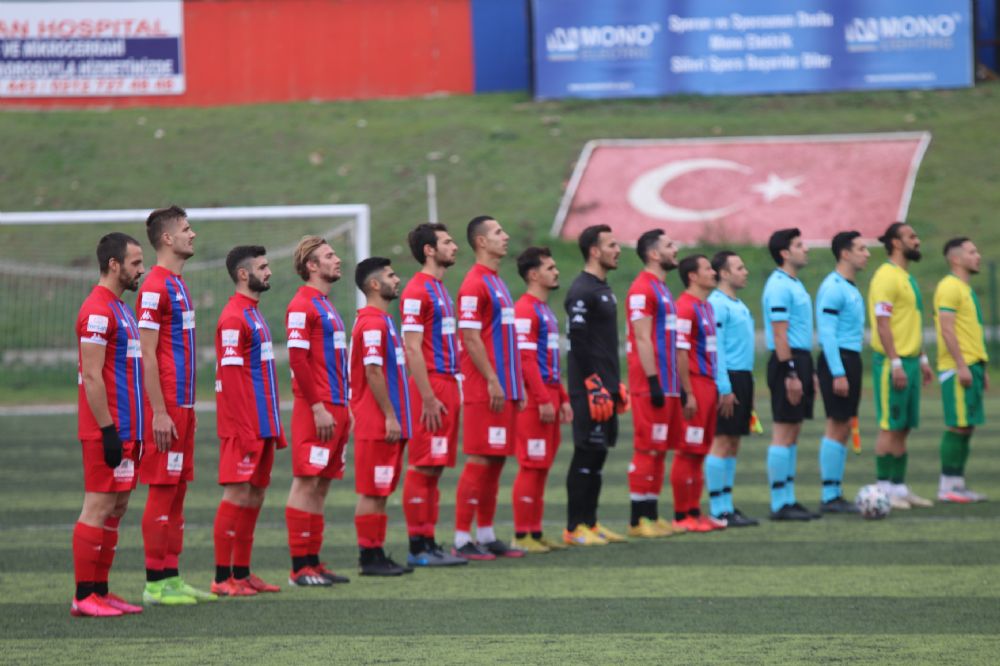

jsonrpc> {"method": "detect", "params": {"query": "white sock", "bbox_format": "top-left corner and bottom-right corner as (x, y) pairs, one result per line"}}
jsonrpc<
(877, 480), (892, 494)
(476, 525), (496, 544)
(891, 482), (908, 497)
(454, 530), (471, 549)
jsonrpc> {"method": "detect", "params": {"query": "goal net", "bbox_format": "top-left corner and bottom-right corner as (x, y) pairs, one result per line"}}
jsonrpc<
(0, 204), (370, 401)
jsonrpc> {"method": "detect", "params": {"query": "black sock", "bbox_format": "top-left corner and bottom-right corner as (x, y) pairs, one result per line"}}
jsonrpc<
(566, 468), (589, 531)
(674, 511), (686, 521)
(409, 536), (426, 555)
(515, 531), (528, 539)
(146, 568), (165, 583)
(531, 531), (543, 539)
(75, 582), (94, 601)
(630, 500), (644, 526)
(232, 566), (250, 580)
(291, 556), (310, 573)
(215, 565), (231, 583)
(689, 508), (701, 518)
(164, 568), (179, 579)
(648, 500), (659, 521)
(94, 582), (108, 596)
(307, 554), (320, 567)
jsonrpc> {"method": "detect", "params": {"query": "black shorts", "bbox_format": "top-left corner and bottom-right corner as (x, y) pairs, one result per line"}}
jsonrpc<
(817, 349), (863, 421)
(570, 392), (619, 450)
(716, 370), (754, 436)
(767, 349), (815, 424)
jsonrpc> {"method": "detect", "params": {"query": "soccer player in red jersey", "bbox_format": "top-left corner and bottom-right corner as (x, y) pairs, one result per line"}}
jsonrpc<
(399, 224), (468, 567)
(510, 247), (572, 553)
(625, 229), (686, 538)
(211, 246), (286, 596)
(351, 257), (414, 576)
(136, 206), (217, 606)
(283, 236), (353, 586)
(72, 232), (146, 617)
(672, 255), (725, 532)
(453, 216), (527, 560)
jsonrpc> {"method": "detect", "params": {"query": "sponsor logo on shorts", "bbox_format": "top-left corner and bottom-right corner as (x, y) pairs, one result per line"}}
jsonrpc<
(652, 423), (668, 441)
(527, 438), (546, 459)
(488, 427), (507, 446)
(309, 445), (330, 467)
(685, 426), (705, 444)
(113, 458), (135, 481)
(373, 465), (395, 488)
(431, 437), (448, 457)
(166, 452), (183, 473)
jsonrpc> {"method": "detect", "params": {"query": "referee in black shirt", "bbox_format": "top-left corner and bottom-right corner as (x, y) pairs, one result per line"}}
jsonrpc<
(563, 224), (627, 545)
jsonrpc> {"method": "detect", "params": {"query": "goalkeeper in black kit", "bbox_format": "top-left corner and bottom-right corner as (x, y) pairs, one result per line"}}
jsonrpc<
(563, 224), (629, 546)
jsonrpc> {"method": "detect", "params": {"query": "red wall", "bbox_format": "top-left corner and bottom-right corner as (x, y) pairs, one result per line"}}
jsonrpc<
(2, 0), (474, 108)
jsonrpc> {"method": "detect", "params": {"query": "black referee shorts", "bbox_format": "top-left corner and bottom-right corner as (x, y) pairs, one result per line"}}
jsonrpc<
(767, 349), (815, 424)
(570, 392), (619, 450)
(716, 370), (754, 436)
(817, 349), (863, 421)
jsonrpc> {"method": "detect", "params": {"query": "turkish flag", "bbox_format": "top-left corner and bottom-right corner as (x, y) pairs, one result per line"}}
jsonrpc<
(555, 133), (930, 246)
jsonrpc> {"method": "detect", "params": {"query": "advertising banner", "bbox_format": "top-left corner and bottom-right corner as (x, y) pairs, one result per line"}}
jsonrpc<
(0, 1), (184, 98)
(553, 133), (931, 246)
(533, 0), (972, 98)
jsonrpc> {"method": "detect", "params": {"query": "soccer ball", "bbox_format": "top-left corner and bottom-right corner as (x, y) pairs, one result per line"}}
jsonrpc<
(855, 484), (891, 519)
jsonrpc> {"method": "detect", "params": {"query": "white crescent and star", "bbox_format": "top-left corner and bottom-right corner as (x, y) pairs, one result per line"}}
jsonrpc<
(626, 158), (804, 223)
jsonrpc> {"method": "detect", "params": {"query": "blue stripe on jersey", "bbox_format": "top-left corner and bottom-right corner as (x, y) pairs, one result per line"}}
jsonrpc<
(425, 278), (457, 375)
(109, 300), (142, 440)
(383, 315), (411, 435)
(165, 277), (195, 405)
(313, 296), (349, 405)
(650, 280), (679, 395)
(533, 302), (553, 383)
(244, 308), (279, 438)
(484, 274), (523, 400)
(693, 300), (716, 376)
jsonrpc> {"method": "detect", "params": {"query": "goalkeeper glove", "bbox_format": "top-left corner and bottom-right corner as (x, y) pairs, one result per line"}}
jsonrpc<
(616, 383), (631, 414)
(647, 375), (665, 408)
(101, 424), (123, 469)
(584, 374), (614, 422)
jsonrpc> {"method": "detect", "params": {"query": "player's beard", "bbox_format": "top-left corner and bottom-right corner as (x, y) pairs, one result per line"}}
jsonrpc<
(436, 256), (456, 269)
(248, 274), (271, 293)
(903, 247), (922, 262)
(379, 281), (398, 301)
(322, 269), (340, 284)
(120, 271), (141, 292)
(659, 258), (677, 272)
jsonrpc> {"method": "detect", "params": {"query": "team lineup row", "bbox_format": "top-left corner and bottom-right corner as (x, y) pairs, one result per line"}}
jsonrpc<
(68, 207), (988, 617)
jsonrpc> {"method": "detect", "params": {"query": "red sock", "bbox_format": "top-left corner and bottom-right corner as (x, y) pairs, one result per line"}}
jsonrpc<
(511, 466), (534, 534)
(95, 516), (120, 584)
(285, 506), (312, 559)
(652, 452), (667, 496)
(213, 500), (241, 568)
(232, 505), (261, 568)
(429, 482), (440, 538)
(629, 450), (658, 496)
(72, 522), (104, 584)
(532, 468), (550, 533)
(670, 454), (690, 515)
(689, 453), (706, 514)
(673, 453), (704, 514)
(455, 462), (486, 532)
(477, 461), (505, 528)
(403, 469), (431, 537)
(165, 481), (187, 570)
(310, 512), (324, 557)
(354, 512), (387, 548)
(142, 485), (176, 571)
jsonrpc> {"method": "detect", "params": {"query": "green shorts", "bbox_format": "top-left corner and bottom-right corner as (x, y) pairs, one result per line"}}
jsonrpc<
(873, 352), (921, 431)
(940, 362), (985, 429)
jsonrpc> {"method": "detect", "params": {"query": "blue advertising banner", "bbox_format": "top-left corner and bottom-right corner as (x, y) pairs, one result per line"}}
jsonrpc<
(532, 0), (973, 99)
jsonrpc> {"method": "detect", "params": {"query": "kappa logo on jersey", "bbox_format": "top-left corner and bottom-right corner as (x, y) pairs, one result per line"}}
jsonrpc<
(223, 346), (239, 357)
(365, 346), (380, 357)
(221, 329), (240, 346)
(175, 293), (184, 302)
(403, 299), (422, 315)
(141, 311), (153, 321)
(289, 329), (303, 340)
(403, 315), (419, 325)
(86, 314), (109, 334)
(363, 330), (382, 346)
(287, 311), (307, 329)
(141, 292), (160, 309)
(488, 426), (507, 446)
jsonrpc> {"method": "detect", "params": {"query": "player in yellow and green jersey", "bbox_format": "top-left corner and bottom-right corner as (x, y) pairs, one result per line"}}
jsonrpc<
(934, 237), (989, 503)
(868, 223), (935, 510)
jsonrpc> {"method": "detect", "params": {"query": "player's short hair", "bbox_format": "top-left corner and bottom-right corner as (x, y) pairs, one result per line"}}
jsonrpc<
(678, 254), (707, 288)
(355, 256), (392, 294)
(293, 235), (328, 282)
(97, 232), (141, 275)
(636, 229), (665, 264)
(516, 246), (552, 282)
(831, 231), (862, 261)
(943, 236), (971, 256)
(877, 222), (908, 254)
(768, 228), (801, 266)
(466, 215), (495, 249)
(409, 223), (449, 264)
(226, 245), (267, 284)
(578, 224), (612, 261)
(711, 250), (738, 276)
(145, 205), (187, 250)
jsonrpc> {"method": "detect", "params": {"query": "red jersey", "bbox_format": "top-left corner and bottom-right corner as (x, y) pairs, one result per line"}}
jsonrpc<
(136, 265), (196, 407)
(215, 292), (284, 441)
(675, 291), (718, 378)
(515, 293), (568, 406)
(77, 285), (144, 441)
(350, 306), (412, 440)
(457, 263), (524, 403)
(399, 272), (459, 376)
(285, 285), (349, 406)
(626, 270), (681, 396)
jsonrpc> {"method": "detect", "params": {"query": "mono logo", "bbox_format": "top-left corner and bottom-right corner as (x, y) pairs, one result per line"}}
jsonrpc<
(845, 14), (959, 44)
(546, 23), (660, 54)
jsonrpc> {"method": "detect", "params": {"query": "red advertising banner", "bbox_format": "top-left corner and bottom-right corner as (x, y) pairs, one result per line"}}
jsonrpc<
(553, 133), (931, 246)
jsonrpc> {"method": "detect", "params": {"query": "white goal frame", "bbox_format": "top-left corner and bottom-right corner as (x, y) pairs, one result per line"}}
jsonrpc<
(0, 204), (371, 309)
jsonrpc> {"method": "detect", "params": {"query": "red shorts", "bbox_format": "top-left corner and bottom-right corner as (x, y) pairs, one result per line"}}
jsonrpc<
(82, 439), (141, 493)
(291, 399), (350, 479)
(408, 374), (461, 468)
(515, 386), (563, 469)
(139, 404), (195, 485)
(354, 438), (404, 497)
(462, 401), (517, 457)
(218, 437), (275, 488)
(678, 374), (718, 455)
(632, 394), (684, 452)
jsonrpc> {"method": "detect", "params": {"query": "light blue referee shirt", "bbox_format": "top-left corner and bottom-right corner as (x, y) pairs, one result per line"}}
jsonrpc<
(762, 268), (813, 351)
(815, 270), (865, 377)
(708, 288), (755, 396)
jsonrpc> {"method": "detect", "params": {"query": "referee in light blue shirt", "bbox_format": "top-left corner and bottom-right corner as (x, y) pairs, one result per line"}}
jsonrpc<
(815, 231), (870, 514)
(762, 228), (817, 521)
(705, 251), (758, 527)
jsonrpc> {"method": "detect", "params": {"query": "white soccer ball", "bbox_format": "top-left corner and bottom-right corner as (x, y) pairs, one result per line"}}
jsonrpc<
(855, 484), (891, 519)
